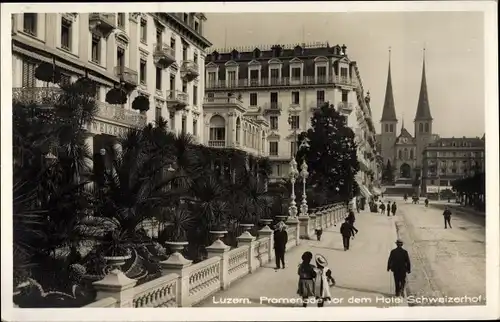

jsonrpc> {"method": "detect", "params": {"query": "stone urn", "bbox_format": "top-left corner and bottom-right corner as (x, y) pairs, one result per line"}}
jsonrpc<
(275, 215), (288, 222)
(102, 253), (132, 270)
(209, 230), (228, 248)
(238, 223), (255, 240)
(164, 241), (191, 266)
(165, 241), (189, 253)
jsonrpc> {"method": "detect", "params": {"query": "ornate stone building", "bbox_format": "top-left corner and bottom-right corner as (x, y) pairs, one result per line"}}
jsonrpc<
(379, 50), (437, 184)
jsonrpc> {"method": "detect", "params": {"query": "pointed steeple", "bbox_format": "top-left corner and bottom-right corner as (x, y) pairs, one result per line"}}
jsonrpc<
(414, 48), (433, 120)
(381, 47), (398, 122)
(401, 113), (405, 130)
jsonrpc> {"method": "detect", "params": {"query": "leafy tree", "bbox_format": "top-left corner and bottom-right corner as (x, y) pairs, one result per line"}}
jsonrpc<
(382, 160), (394, 184)
(296, 103), (359, 201)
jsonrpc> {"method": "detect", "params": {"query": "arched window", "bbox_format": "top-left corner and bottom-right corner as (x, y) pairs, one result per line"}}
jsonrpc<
(425, 123), (429, 133)
(235, 118), (241, 144)
(419, 123), (423, 132)
(404, 148), (409, 160)
(385, 124), (389, 133)
(398, 150), (403, 160)
(209, 115), (226, 146)
(410, 149), (414, 160)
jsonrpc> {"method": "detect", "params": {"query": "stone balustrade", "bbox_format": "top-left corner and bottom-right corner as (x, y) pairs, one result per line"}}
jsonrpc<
(83, 202), (348, 308)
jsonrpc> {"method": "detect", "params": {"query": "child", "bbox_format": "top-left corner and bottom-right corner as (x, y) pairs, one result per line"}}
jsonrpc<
(297, 251), (316, 307)
(314, 254), (335, 307)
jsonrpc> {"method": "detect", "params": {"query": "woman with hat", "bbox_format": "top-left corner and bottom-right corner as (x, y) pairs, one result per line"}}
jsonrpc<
(297, 251), (317, 307)
(314, 254), (336, 307)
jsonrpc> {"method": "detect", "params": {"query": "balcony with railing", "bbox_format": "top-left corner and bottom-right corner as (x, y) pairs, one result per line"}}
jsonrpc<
(181, 61), (199, 81)
(89, 13), (117, 38)
(337, 101), (354, 115)
(203, 96), (245, 111)
(309, 100), (326, 113)
(208, 140), (226, 148)
(262, 102), (282, 115)
(153, 43), (176, 68)
(12, 87), (62, 108)
(114, 66), (138, 89)
(95, 101), (147, 129)
(206, 75), (341, 90)
(166, 90), (189, 110)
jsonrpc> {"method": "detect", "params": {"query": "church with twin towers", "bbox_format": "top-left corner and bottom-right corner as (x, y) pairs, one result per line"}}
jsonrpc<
(378, 49), (439, 185)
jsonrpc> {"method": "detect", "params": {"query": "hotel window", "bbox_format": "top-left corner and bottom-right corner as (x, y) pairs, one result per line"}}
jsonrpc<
(91, 34), (101, 63)
(140, 18), (147, 43)
(316, 90), (325, 105)
(182, 80), (187, 93)
(193, 52), (198, 64)
(140, 59), (147, 84)
(193, 119), (198, 136)
(182, 44), (188, 61)
(170, 37), (176, 51)
(340, 67), (348, 78)
(250, 70), (259, 85)
(227, 71), (236, 86)
(290, 115), (300, 130)
(169, 75), (175, 94)
(155, 105), (162, 123)
(181, 116), (187, 134)
(317, 66), (327, 82)
(341, 90), (348, 102)
(60, 18), (72, 50)
(291, 67), (301, 80)
(209, 125), (225, 141)
(183, 13), (189, 23)
(23, 13), (37, 35)
(194, 21), (199, 32)
(291, 91), (300, 104)
(250, 93), (258, 106)
(270, 116), (278, 130)
(117, 13), (125, 29)
(60, 73), (71, 87)
(156, 28), (162, 44)
(270, 68), (279, 82)
(269, 142), (278, 156)
(22, 60), (36, 88)
(155, 67), (162, 90)
(117, 47), (125, 69)
(193, 85), (198, 105)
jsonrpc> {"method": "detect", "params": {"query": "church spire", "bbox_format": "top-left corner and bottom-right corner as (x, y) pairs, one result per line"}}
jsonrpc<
(401, 113), (405, 130)
(414, 47), (433, 120)
(381, 47), (398, 122)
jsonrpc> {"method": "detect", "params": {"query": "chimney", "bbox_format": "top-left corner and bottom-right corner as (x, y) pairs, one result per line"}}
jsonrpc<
(341, 44), (347, 56)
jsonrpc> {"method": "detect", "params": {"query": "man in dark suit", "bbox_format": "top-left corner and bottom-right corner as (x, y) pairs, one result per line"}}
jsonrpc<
(386, 201), (391, 217)
(387, 239), (411, 297)
(273, 221), (288, 270)
(443, 206), (452, 229)
(340, 218), (358, 251)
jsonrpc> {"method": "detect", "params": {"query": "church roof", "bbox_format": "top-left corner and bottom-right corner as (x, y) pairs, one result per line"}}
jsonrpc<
(395, 127), (416, 145)
(414, 50), (433, 121)
(381, 52), (398, 122)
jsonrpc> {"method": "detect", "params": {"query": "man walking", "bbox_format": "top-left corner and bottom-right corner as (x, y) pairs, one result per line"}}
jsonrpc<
(340, 218), (358, 251)
(386, 201), (391, 217)
(273, 221), (288, 269)
(391, 202), (397, 216)
(379, 201), (386, 214)
(443, 206), (452, 229)
(387, 239), (411, 297)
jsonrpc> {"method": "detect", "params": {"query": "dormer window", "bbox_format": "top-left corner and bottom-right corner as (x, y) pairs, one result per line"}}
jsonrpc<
(212, 50), (219, 61)
(271, 45), (282, 57)
(294, 45), (303, 56)
(253, 48), (261, 58)
(231, 49), (239, 60)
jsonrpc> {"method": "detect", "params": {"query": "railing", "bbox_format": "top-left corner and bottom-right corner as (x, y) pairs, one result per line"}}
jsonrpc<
(132, 273), (178, 307)
(89, 13), (116, 27)
(263, 102), (282, 111)
(206, 75), (353, 89)
(114, 66), (138, 85)
(203, 97), (243, 105)
(338, 101), (354, 114)
(227, 246), (250, 283)
(81, 202), (348, 308)
(208, 140), (225, 148)
(154, 43), (175, 58)
(309, 100), (326, 110)
(187, 256), (221, 306)
(96, 101), (147, 128)
(181, 60), (199, 73)
(166, 90), (189, 104)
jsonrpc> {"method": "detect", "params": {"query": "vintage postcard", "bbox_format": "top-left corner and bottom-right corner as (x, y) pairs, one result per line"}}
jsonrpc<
(1, 1), (498, 321)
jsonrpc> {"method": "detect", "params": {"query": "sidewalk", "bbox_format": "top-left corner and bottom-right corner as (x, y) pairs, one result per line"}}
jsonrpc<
(197, 210), (407, 307)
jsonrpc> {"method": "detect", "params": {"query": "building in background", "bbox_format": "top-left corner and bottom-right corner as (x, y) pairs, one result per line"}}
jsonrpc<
(203, 42), (380, 191)
(12, 12), (211, 153)
(421, 136), (485, 196)
(379, 50), (437, 187)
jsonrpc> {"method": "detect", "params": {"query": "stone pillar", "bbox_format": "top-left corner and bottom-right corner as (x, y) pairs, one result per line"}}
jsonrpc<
(298, 215), (310, 239)
(286, 217), (300, 246)
(237, 229), (257, 273)
(206, 234), (231, 290)
(227, 112), (236, 147)
(92, 269), (137, 307)
(160, 243), (192, 307)
(258, 226), (274, 262)
(308, 214), (317, 237)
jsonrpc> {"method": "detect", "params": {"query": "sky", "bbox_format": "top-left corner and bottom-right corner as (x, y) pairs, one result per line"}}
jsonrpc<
(203, 12), (485, 138)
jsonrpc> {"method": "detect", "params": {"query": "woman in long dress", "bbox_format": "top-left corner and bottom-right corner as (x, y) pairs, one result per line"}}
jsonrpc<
(297, 251), (316, 307)
(314, 254), (335, 307)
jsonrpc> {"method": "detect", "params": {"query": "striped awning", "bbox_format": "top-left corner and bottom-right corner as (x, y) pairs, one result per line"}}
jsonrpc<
(359, 184), (372, 198)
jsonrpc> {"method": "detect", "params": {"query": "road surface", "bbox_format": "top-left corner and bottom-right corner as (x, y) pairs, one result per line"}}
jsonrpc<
(390, 198), (486, 306)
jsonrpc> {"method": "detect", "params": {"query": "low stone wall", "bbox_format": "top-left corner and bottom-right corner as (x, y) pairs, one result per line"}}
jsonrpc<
(83, 203), (348, 308)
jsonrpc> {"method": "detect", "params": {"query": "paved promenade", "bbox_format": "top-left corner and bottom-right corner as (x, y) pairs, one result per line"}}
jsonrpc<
(197, 210), (405, 307)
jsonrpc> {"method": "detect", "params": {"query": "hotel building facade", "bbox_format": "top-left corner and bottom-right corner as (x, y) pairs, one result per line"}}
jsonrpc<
(421, 136), (485, 195)
(203, 43), (379, 197)
(12, 12), (211, 154)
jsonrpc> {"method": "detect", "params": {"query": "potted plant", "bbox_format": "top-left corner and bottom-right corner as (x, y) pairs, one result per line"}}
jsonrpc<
(105, 87), (128, 105)
(74, 77), (97, 96)
(35, 62), (62, 84)
(101, 231), (131, 269)
(132, 95), (150, 113)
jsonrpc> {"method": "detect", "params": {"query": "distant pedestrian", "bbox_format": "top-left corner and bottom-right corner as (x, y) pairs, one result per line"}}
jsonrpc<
(379, 201), (386, 214)
(403, 193), (408, 202)
(297, 251), (316, 307)
(340, 218), (358, 251)
(346, 210), (356, 225)
(314, 254), (335, 307)
(391, 202), (397, 216)
(386, 201), (391, 217)
(425, 198), (429, 207)
(443, 206), (452, 229)
(387, 239), (411, 297)
(274, 221), (288, 269)
(356, 199), (360, 214)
